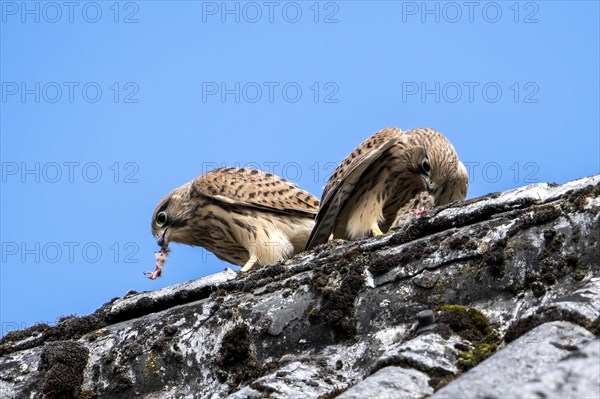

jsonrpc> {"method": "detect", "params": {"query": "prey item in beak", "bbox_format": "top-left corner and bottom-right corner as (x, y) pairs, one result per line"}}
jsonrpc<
(146, 228), (170, 280)
(144, 247), (170, 280)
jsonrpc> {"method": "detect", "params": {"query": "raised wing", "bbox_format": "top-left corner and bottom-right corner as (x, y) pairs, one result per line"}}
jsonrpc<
(305, 127), (403, 250)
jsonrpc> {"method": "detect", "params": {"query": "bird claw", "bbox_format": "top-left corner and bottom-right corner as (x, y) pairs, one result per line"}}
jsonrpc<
(240, 256), (258, 273)
(372, 226), (385, 236)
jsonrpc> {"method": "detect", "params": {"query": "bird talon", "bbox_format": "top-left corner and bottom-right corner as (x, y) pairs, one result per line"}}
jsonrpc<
(372, 226), (384, 236)
(240, 256), (258, 273)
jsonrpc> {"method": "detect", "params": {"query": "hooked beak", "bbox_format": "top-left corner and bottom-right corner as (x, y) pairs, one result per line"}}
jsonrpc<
(422, 176), (435, 194)
(157, 228), (168, 248)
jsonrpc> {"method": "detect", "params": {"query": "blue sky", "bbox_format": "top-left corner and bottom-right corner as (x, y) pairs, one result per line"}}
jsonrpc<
(1, 1), (598, 337)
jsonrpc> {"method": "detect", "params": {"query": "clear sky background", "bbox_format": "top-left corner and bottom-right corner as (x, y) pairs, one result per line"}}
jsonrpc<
(1, 1), (598, 337)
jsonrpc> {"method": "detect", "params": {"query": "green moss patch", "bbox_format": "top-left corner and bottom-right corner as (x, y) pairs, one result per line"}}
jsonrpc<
(435, 304), (500, 371)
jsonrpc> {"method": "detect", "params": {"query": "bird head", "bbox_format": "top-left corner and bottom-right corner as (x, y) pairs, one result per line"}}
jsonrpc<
(419, 156), (435, 194)
(404, 145), (436, 194)
(151, 182), (196, 248)
(407, 129), (469, 204)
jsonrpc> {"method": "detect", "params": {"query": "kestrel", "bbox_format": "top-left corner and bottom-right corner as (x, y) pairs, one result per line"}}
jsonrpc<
(146, 167), (320, 279)
(305, 127), (468, 249)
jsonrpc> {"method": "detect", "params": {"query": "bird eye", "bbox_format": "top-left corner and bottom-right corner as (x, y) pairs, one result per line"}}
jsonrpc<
(421, 159), (431, 175)
(156, 211), (167, 227)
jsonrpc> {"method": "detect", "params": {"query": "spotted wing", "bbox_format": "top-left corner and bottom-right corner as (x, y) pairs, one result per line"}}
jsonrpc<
(305, 127), (403, 250)
(191, 167), (319, 217)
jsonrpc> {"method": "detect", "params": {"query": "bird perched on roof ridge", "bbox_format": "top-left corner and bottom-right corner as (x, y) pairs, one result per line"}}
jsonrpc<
(146, 167), (320, 279)
(305, 127), (468, 250)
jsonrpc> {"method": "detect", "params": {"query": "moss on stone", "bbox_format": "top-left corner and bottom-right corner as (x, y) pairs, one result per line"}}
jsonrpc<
(142, 352), (160, 376)
(474, 343), (497, 358)
(219, 323), (251, 368)
(456, 343), (498, 371)
(562, 184), (600, 213)
(40, 341), (89, 399)
(308, 258), (366, 341)
(212, 288), (228, 297)
(434, 304), (500, 371)
(77, 390), (97, 399)
(435, 304), (492, 338)
(479, 237), (508, 278)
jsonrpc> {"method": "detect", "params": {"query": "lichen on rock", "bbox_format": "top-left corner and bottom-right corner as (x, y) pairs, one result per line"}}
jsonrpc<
(0, 175), (599, 399)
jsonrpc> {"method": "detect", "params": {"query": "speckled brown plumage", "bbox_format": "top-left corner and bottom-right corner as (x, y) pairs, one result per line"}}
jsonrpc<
(190, 167), (320, 212)
(320, 127), (402, 203)
(306, 127), (468, 249)
(150, 168), (319, 275)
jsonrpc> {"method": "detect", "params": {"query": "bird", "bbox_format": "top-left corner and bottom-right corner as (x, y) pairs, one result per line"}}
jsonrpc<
(146, 167), (320, 279)
(305, 127), (468, 250)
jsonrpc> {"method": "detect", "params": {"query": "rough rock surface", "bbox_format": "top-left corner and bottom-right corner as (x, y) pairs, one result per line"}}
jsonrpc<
(1, 174), (599, 399)
(431, 321), (598, 399)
